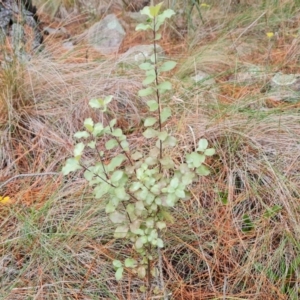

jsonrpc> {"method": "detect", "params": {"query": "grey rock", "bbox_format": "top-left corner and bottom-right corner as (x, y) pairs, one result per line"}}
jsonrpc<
(0, 9), (12, 29)
(87, 14), (126, 55)
(230, 65), (267, 84)
(267, 72), (300, 102)
(192, 71), (216, 85)
(118, 44), (164, 63)
(190, 71), (219, 95)
(62, 41), (74, 51)
(0, 0), (43, 58)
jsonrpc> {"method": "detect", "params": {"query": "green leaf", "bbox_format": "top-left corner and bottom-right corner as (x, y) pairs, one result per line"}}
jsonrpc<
(196, 165), (210, 176)
(140, 6), (153, 18)
(150, 203), (158, 212)
(157, 131), (168, 141)
(161, 107), (171, 123)
(160, 157), (174, 169)
(145, 156), (157, 165)
(112, 128), (123, 137)
(146, 69), (156, 77)
(107, 154), (126, 171)
(125, 258), (138, 268)
(148, 229), (158, 241)
(135, 200), (145, 211)
(105, 200), (116, 213)
(159, 8), (176, 20)
(136, 23), (152, 31)
(144, 117), (157, 127)
(157, 81), (172, 91)
(109, 119), (117, 127)
(95, 183), (111, 199)
(139, 62), (153, 70)
(113, 260), (123, 268)
(170, 177), (179, 189)
(143, 128), (158, 139)
(93, 123), (104, 136)
(155, 20), (164, 31)
(130, 219), (142, 234)
(186, 152), (205, 168)
(109, 211), (126, 224)
(103, 126), (111, 134)
(242, 214), (254, 232)
(218, 191), (228, 205)
(149, 2), (163, 17)
(159, 61), (177, 72)
(120, 140), (129, 151)
(84, 169), (94, 181)
(74, 131), (89, 139)
(87, 141), (96, 149)
(157, 238), (164, 248)
(204, 148), (215, 156)
(145, 193), (155, 205)
(155, 9), (176, 30)
(264, 205), (282, 218)
(145, 218), (154, 229)
(156, 221), (166, 230)
(114, 186), (127, 200)
(135, 237), (147, 249)
(154, 33), (162, 40)
(111, 170), (124, 183)
(137, 265), (146, 279)
(89, 98), (103, 109)
(147, 100), (158, 111)
(104, 95), (113, 105)
(175, 188), (185, 198)
(182, 172), (195, 185)
(150, 185), (160, 195)
(115, 267), (124, 281)
(197, 139), (208, 151)
(105, 139), (118, 150)
(129, 181), (142, 192)
(150, 53), (156, 63)
(126, 203), (135, 214)
(138, 87), (154, 97)
(163, 136), (177, 147)
(137, 188), (149, 201)
(114, 225), (129, 238)
(155, 197), (162, 205)
(84, 118), (94, 132)
(132, 151), (143, 160)
(74, 142), (85, 159)
(62, 158), (82, 175)
(166, 193), (177, 206)
(143, 75), (156, 85)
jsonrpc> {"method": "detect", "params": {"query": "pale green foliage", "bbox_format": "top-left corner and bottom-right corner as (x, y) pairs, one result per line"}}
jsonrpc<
(62, 2), (215, 286)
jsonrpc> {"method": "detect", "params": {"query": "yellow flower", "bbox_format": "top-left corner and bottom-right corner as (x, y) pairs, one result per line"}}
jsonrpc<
(266, 32), (274, 38)
(200, 3), (210, 8)
(0, 196), (11, 205)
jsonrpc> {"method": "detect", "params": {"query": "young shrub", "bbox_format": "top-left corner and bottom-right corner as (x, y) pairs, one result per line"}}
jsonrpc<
(62, 1), (215, 295)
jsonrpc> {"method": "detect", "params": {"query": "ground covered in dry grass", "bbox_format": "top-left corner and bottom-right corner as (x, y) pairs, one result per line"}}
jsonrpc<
(1, 1), (300, 299)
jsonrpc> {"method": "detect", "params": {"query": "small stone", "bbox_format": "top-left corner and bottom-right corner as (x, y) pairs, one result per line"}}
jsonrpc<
(267, 72), (300, 102)
(229, 65), (266, 84)
(118, 44), (164, 64)
(192, 71), (216, 85)
(87, 14), (126, 55)
(62, 41), (74, 51)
